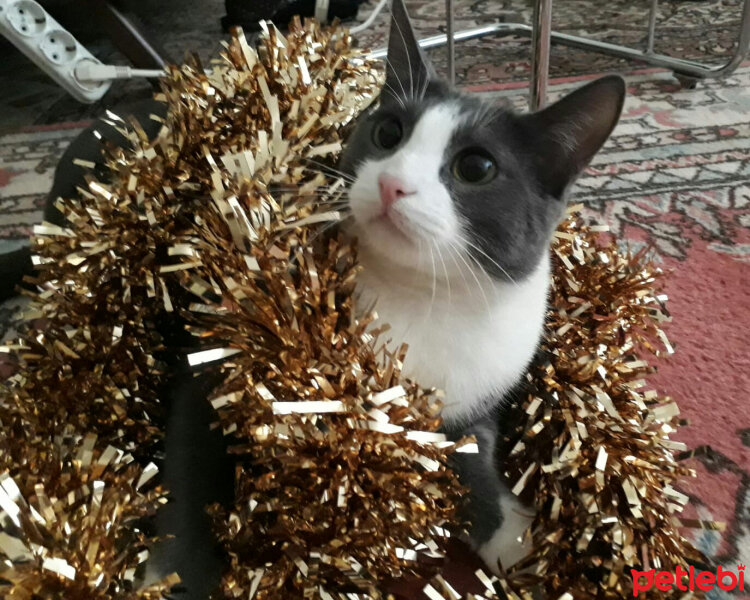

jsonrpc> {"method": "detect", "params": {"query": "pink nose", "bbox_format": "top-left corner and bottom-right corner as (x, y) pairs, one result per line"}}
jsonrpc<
(378, 174), (414, 211)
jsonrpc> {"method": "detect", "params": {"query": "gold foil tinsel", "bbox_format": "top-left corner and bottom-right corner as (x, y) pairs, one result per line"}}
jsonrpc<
(0, 18), (703, 600)
(500, 210), (706, 598)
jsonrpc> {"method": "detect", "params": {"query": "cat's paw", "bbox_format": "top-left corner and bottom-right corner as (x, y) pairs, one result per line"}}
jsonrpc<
(476, 493), (534, 574)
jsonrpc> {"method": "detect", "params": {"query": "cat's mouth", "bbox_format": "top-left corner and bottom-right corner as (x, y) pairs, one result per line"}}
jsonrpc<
(370, 211), (417, 243)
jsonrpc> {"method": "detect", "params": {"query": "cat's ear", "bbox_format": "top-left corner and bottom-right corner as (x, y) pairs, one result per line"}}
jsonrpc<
(385, 0), (433, 98)
(520, 75), (625, 199)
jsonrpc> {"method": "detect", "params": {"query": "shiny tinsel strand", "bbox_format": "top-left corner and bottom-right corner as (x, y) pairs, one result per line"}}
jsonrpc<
(500, 212), (706, 598)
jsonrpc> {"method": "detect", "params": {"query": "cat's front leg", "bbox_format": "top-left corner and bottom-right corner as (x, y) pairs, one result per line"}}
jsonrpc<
(475, 487), (534, 573)
(444, 413), (534, 573)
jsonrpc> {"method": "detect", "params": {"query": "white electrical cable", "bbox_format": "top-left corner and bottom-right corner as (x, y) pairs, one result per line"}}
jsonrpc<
(75, 0), (390, 85)
(74, 62), (166, 83)
(350, 0), (390, 34)
(315, 0), (331, 23)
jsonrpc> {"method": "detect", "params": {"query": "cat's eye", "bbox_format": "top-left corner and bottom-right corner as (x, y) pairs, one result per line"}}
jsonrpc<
(452, 149), (498, 185)
(372, 116), (403, 150)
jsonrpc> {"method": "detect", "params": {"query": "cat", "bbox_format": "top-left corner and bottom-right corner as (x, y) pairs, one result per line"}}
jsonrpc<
(337, 0), (625, 572)
(0, 0), (625, 591)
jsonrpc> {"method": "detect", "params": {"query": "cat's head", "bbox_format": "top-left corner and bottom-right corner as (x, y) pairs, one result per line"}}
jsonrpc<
(339, 0), (625, 285)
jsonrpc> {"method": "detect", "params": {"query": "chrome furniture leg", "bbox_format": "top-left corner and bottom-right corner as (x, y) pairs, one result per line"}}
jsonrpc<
(446, 0), (455, 86)
(530, 0), (553, 109)
(646, 0), (659, 55)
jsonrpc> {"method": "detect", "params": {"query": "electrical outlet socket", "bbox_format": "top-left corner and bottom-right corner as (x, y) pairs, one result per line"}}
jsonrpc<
(0, 0), (111, 103)
(40, 30), (78, 64)
(6, 0), (46, 36)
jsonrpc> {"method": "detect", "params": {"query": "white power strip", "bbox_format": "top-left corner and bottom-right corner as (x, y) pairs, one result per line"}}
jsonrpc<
(0, 0), (111, 103)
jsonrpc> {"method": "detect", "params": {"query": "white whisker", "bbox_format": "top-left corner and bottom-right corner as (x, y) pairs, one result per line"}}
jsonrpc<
(435, 242), (451, 305)
(299, 159), (357, 184)
(445, 242), (472, 296)
(381, 80), (407, 109)
(303, 214), (352, 247)
(457, 234), (518, 287)
(383, 56), (408, 103)
(427, 243), (437, 319)
(389, 7), (415, 100)
(448, 239), (493, 316)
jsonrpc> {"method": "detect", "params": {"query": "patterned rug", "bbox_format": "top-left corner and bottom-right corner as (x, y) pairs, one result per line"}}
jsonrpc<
(1, 5), (749, 598)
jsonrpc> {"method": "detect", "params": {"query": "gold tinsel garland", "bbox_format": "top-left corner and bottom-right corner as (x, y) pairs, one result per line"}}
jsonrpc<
(500, 216), (706, 599)
(0, 20), (704, 600)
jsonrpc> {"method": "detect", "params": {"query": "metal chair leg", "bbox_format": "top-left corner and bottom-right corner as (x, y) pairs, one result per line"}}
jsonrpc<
(530, 0), (552, 110)
(445, 0), (455, 86)
(369, 0), (750, 97)
(545, 0), (750, 81)
(85, 0), (173, 71)
(646, 0), (659, 55)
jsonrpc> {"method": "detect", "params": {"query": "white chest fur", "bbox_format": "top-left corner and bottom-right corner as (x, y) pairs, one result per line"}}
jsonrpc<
(356, 249), (551, 425)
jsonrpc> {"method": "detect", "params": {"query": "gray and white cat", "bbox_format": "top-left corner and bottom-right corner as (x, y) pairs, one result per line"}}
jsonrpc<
(338, 0), (625, 572)
(0, 0), (625, 593)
